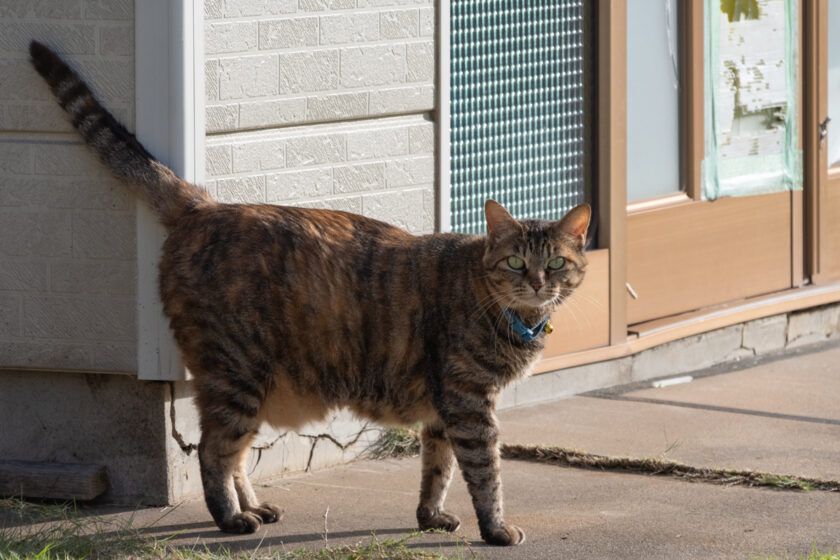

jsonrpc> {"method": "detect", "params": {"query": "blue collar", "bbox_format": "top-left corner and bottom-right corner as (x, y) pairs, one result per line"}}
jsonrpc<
(502, 307), (551, 342)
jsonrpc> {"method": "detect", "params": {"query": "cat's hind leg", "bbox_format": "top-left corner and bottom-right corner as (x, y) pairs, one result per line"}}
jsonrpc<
(416, 422), (461, 532)
(233, 452), (283, 523)
(198, 417), (263, 533)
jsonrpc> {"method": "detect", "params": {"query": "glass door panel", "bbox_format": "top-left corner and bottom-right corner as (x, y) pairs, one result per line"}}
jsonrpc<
(626, 0), (681, 203)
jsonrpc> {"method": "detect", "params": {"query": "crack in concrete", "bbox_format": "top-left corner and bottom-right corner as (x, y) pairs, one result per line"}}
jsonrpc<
(500, 443), (840, 492)
(167, 383), (197, 455)
(300, 422), (374, 472)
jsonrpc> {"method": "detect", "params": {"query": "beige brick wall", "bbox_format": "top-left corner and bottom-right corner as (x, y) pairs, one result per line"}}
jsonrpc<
(206, 115), (435, 232)
(0, 0), (137, 372)
(204, 0), (437, 233)
(204, 0), (435, 133)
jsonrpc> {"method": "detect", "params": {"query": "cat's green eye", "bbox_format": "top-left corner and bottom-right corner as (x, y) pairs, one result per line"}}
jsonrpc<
(547, 257), (566, 270)
(506, 256), (525, 270)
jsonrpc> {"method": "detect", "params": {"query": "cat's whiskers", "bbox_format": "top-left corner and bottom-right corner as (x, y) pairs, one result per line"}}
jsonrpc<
(554, 293), (590, 331)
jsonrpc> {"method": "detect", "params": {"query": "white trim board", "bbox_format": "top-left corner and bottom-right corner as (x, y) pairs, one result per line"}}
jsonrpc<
(436, 0), (451, 233)
(135, 1), (205, 380)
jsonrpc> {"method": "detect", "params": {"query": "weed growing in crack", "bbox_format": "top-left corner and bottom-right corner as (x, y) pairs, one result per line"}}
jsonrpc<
(366, 425), (422, 459)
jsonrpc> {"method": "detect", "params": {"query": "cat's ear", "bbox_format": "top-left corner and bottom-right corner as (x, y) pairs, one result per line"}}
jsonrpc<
(485, 200), (520, 242)
(555, 203), (591, 247)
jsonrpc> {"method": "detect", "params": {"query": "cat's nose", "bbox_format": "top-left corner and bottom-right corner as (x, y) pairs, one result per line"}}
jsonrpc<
(529, 281), (543, 292)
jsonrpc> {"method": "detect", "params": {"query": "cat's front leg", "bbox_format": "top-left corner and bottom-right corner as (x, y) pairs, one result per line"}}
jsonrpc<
(416, 422), (460, 532)
(438, 388), (524, 546)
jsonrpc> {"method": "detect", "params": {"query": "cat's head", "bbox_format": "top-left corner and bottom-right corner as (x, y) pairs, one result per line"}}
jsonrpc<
(482, 200), (591, 313)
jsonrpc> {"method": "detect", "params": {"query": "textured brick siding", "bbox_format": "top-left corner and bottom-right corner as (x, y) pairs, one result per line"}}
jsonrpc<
(204, 0), (435, 133)
(206, 115), (435, 233)
(204, 0), (437, 235)
(0, 0), (137, 372)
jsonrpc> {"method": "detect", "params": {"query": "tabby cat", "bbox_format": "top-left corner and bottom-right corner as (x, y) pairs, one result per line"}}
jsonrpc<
(30, 40), (590, 546)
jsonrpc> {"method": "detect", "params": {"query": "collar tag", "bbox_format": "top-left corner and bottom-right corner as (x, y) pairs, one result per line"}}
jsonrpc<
(502, 307), (551, 342)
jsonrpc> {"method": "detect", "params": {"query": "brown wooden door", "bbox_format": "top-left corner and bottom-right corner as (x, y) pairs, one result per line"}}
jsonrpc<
(808, 0), (840, 282)
(625, 1), (802, 326)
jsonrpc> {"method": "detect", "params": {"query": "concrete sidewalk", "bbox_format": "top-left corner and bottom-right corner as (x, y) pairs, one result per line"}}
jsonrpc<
(27, 342), (840, 558)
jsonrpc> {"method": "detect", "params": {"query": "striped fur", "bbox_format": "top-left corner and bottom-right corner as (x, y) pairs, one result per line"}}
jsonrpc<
(30, 41), (590, 546)
(28, 41), (212, 229)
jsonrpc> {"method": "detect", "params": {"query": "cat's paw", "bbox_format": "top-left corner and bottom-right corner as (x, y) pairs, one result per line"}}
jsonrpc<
(219, 511), (262, 534)
(481, 524), (526, 546)
(248, 503), (283, 524)
(417, 508), (461, 532)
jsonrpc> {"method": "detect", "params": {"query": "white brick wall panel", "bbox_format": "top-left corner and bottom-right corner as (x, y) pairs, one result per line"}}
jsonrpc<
(222, 0), (297, 18)
(0, 177), (129, 211)
(34, 143), (103, 177)
(206, 60), (220, 102)
(206, 104), (239, 133)
(346, 127), (408, 160)
(216, 175), (266, 203)
(0, 144), (34, 175)
(219, 55), (280, 100)
(380, 9), (419, 39)
(259, 18), (319, 50)
(422, 187), (435, 231)
(205, 0), (223, 19)
(73, 59), (134, 106)
(98, 24), (133, 56)
(0, 261), (49, 292)
(306, 92), (368, 122)
(71, 178), (133, 210)
(72, 211), (135, 259)
(0, 177), (78, 209)
(232, 140), (285, 173)
(238, 97), (307, 129)
(340, 45), (406, 88)
(286, 133), (346, 167)
(0, 23), (97, 55)
(419, 6), (434, 36)
(206, 22), (258, 55)
(203, 180), (218, 198)
(0, 210), (73, 257)
(319, 12), (380, 45)
(0, 1), (83, 19)
(0, 295), (22, 337)
(0, 60), (53, 102)
(2, 102), (72, 132)
(408, 123), (434, 154)
(50, 260), (136, 295)
(384, 155), (434, 187)
(295, 195), (362, 213)
(87, 341), (135, 371)
(83, 0), (133, 20)
(333, 162), (386, 193)
(0, 341), (91, 370)
(368, 85), (434, 114)
(22, 295), (136, 341)
(205, 145), (233, 176)
(406, 40), (434, 82)
(278, 50), (340, 95)
(299, 0), (355, 11)
(265, 168), (333, 202)
(362, 188), (426, 233)
(0, 1), (138, 372)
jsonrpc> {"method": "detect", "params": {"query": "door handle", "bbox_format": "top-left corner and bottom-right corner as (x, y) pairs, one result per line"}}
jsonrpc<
(820, 117), (831, 147)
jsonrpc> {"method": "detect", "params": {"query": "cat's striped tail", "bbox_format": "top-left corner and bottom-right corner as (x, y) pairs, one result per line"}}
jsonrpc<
(29, 40), (214, 229)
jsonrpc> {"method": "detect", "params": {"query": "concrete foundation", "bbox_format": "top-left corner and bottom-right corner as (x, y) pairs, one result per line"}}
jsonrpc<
(2, 302), (839, 505)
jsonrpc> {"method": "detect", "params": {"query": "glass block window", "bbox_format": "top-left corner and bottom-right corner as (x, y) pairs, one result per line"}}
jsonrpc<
(450, 1), (587, 234)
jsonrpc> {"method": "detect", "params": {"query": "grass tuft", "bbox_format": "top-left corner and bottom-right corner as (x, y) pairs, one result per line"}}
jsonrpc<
(498, 444), (840, 492)
(0, 498), (469, 560)
(366, 426), (422, 459)
(0, 497), (153, 559)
